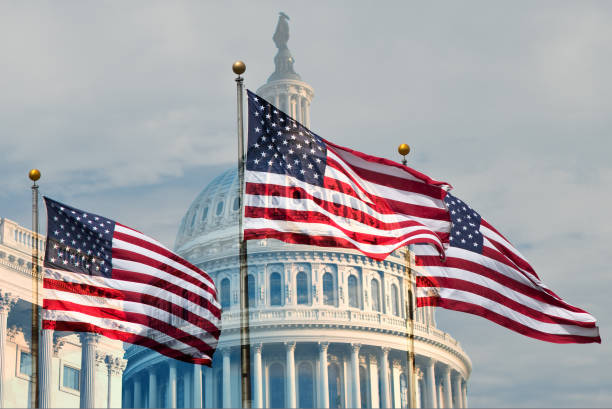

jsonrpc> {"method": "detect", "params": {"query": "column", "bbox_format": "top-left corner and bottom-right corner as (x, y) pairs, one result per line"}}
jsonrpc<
(350, 344), (361, 408)
(39, 328), (53, 407)
(222, 348), (231, 408)
(318, 342), (329, 408)
(285, 342), (297, 408)
(425, 359), (437, 409)
(437, 382), (444, 409)
(462, 381), (468, 408)
(133, 377), (142, 409)
(285, 93), (291, 115)
(368, 355), (380, 408)
(105, 356), (126, 409)
(414, 368), (423, 409)
(379, 348), (391, 409)
(183, 368), (191, 408)
(204, 366), (213, 408)
(168, 361), (177, 408)
(442, 366), (452, 409)
(0, 294), (16, 409)
(192, 364), (203, 408)
(253, 344), (263, 408)
(79, 333), (101, 409)
(391, 361), (401, 409)
(148, 366), (157, 408)
(295, 95), (302, 123)
(453, 373), (462, 408)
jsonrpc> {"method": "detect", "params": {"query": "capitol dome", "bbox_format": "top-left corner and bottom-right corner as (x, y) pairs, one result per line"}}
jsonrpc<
(122, 14), (471, 409)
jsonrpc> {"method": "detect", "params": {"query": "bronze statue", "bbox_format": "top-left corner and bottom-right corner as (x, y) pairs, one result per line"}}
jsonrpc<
(268, 12), (301, 82)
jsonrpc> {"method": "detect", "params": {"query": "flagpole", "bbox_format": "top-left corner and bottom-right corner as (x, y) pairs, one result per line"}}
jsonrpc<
(398, 145), (417, 408)
(233, 60), (252, 408)
(29, 169), (41, 409)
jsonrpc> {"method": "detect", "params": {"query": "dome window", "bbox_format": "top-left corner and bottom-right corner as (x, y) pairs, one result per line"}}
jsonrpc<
(233, 197), (240, 211)
(371, 279), (381, 312)
(220, 278), (231, 308)
(296, 272), (308, 305)
(216, 201), (224, 216)
(270, 273), (282, 306)
(201, 207), (208, 222)
(248, 274), (256, 305)
(322, 273), (335, 306)
(391, 283), (400, 317)
(348, 275), (359, 309)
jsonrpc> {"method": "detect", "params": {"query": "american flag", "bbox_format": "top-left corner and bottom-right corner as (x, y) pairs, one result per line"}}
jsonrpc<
(244, 90), (451, 260)
(414, 193), (601, 344)
(42, 197), (221, 364)
(244, 90), (600, 344)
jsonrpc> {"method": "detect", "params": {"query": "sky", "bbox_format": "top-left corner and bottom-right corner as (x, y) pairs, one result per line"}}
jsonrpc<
(1, 1), (611, 407)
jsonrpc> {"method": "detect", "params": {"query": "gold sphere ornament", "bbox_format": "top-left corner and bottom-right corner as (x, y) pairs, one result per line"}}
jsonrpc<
(398, 143), (411, 156)
(28, 169), (41, 182)
(232, 60), (246, 75)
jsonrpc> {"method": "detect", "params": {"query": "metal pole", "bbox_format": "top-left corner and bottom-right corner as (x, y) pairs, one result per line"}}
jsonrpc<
(233, 61), (252, 408)
(29, 169), (41, 409)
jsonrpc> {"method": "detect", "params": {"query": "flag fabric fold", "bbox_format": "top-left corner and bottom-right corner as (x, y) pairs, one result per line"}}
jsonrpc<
(42, 197), (221, 364)
(244, 90), (600, 344)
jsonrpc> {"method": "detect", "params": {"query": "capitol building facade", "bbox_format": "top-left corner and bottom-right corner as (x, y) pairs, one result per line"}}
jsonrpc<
(123, 15), (471, 409)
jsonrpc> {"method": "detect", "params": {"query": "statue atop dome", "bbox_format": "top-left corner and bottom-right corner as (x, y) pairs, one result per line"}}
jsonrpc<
(267, 12), (302, 82)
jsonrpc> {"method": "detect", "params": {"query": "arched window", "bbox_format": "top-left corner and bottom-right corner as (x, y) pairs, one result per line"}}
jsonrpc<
(270, 273), (282, 306)
(328, 363), (342, 408)
(220, 278), (231, 309)
(348, 275), (359, 308)
(233, 197), (240, 211)
(269, 363), (285, 408)
(391, 284), (400, 317)
(371, 279), (381, 312)
(201, 206), (208, 222)
(248, 274), (256, 306)
(323, 273), (335, 306)
(296, 272), (308, 305)
(216, 201), (224, 216)
(298, 363), (314, 408)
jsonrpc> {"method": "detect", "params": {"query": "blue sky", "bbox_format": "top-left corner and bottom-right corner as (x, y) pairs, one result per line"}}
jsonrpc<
(1, 1), (611, 406)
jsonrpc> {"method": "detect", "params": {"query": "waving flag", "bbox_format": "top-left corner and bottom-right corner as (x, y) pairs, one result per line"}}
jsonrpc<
(414, 192), (601, 344)
(244, 90), (451, 260)
(42, 197), (221, 364)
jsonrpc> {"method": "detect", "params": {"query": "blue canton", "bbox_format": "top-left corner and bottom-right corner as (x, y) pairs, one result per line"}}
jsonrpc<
(44, 197), (114, 277)
(246, 90), (327, 187)
(445, 193), (483, 253)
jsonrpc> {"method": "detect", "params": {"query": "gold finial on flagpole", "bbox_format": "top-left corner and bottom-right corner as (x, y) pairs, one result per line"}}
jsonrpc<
(398, 143), (410, 165)
(233, 60), (246, 76)
(29, 168), (41, 182)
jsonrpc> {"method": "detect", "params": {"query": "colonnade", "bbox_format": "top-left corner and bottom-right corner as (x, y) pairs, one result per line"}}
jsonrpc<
(125, 341), (468, 408)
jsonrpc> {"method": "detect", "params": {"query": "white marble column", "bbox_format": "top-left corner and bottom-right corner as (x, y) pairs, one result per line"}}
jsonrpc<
(380, 347), (391, 409)
(391, 361), (401, 409)
(453, 373), (462, 408)
(192, 364), (203, 408)
(222, 349), (231, 408)
(0, 294), (16, 409)
(133, 377), (142, 409)
(368, 355), (380, 408)
(426, 359), (437, 409)
(79, 333), (101, 408)
(105, 356), (126, 409)
(462, 381), (468, 408)
(442, 366), (452, 408)
(414, 368), (423, 409)
(350, 344), (361, 408)
(318, 342), (329, 408)
(39, 328), (53, 407)
(148, 366), (157, 408)
(286, 342), (297, 408)
(168, 361), (177, 408)
(253, 344), (263, 408)
(437, 382), (444, 409)
(285, 93), (291, 115)
(204, 366), (213, 408)
(183, 368), (191, 408)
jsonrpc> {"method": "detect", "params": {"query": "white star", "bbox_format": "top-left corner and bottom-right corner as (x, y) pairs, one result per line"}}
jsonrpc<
(255, 127), (261, 132)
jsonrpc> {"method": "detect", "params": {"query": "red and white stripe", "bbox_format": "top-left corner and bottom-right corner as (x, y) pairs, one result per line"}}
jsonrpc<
(43, 223), (222, 364)
(244, 138), (452, 260)
(413, 218), (601, 344)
